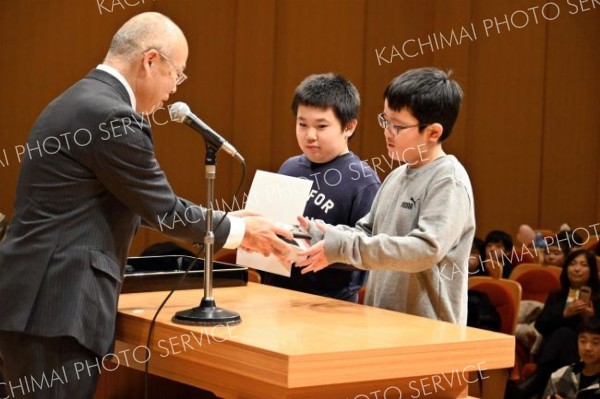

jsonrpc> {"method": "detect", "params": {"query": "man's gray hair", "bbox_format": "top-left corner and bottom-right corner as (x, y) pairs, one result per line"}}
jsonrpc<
(106, 12), (181, 61)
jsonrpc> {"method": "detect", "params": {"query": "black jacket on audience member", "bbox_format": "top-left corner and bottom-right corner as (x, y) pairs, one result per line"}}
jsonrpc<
(535, 291), (600, 337)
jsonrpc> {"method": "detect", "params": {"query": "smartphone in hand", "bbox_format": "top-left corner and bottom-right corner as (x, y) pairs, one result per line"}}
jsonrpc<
(579, 285), (592, 305)
(276, 222), (312, 240)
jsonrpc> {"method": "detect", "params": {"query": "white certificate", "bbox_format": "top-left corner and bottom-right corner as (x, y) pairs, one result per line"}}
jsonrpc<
(236, 170), (313, 276)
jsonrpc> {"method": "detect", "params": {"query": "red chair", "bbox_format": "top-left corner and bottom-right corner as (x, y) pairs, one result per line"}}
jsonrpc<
(468, 276), (521, 335)
(545, 265), (563, 279)
(468, 277), (521, 396)
(509, 265), (560, 303)
(509, 266), (561, 381)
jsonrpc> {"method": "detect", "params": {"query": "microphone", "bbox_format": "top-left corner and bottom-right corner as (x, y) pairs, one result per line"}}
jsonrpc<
(168, 102), (244, 163)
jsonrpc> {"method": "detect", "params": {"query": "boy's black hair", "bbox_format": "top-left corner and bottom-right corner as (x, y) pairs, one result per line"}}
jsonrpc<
(484, 230), (514, 251)
(545, 230), (585, 255)
(291, 73), (360, 130)
(383, 67), (462, 142)
(579, 314), (600, 335)
(559, 249), (600, 295)
(472, 237), (485, 256)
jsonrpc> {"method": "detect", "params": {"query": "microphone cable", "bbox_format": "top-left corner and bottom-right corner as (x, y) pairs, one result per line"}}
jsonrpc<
(143, 159), (246, 399)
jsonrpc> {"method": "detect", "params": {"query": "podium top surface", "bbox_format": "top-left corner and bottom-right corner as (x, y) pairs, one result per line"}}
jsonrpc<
(117, 283), (512, 358)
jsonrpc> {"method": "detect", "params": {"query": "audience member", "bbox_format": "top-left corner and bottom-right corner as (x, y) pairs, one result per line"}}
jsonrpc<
(484, 230), (513, 278)
(541, 315), (600, 399)
(517, 249), (600, 398)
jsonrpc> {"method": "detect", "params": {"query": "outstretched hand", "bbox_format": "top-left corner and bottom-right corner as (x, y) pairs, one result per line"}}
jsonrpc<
(297, 215), (310, 232)
(294, 221), (330, 274)
(240, 216), (293, 261)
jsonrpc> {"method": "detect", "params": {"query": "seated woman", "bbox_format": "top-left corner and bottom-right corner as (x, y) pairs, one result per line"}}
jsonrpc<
(513, 231), (584, 364)
(517, 249), (600, 398)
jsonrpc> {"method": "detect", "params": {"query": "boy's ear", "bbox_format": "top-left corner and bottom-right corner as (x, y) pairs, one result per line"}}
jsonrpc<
(344, 119), (358, 137)
(425, 123), (443, 142)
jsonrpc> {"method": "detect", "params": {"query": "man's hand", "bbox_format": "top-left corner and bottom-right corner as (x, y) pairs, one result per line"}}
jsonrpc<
(294, 222), (330, 274)
(241, 216), (293, 259)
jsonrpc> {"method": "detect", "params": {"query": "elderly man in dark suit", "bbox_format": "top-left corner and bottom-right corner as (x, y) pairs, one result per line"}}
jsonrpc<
(0, 12), (291, 399)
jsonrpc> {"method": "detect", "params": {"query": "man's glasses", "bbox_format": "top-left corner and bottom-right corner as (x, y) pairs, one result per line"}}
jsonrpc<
(145, 48), (188, 86)
(377, 112), (427, 135)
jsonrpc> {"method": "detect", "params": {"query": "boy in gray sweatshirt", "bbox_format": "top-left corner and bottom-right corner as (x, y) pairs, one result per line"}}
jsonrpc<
(296, 67), (475, 325)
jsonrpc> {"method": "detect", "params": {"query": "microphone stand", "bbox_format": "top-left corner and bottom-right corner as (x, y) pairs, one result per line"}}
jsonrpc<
(172, 145), (241, 326)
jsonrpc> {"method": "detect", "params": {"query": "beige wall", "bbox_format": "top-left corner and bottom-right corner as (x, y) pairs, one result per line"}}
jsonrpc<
(0, 0), (599, 255)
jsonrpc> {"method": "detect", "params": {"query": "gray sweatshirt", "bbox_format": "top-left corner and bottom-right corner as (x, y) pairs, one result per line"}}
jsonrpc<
(322, 155), (475, 324)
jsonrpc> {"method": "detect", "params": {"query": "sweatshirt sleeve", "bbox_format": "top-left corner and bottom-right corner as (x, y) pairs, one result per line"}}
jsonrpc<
(306, 184), (381, 242)
(323, 176), (471, 272)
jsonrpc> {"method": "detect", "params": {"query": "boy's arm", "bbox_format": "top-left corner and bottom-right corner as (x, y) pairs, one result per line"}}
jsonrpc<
(302, 183), (380, 241)
(302, 213), (373, 243)
(303, 197), (377, 243)
(316, 177), (470, 273)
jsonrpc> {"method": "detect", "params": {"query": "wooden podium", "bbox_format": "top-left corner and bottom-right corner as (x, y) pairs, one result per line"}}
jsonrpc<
(96, 283), (514, 399)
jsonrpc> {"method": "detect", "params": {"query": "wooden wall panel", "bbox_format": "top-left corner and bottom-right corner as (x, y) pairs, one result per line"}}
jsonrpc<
(0, 0), (154, 255)
(232, 0), (277, 197)
(140, 0), (238, 254)
(540, 7), (600, 231)
(270, 0), (367, 170)
(467, 0), (547, 237)
(431, 0), (472, 165)
(362, 0), (435, 175)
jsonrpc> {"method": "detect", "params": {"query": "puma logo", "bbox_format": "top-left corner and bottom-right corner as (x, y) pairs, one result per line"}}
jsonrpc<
(401, 197), (419, 210)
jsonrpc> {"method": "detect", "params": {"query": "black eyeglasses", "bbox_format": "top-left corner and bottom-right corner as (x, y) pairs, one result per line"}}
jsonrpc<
(377, 113), (428, 135)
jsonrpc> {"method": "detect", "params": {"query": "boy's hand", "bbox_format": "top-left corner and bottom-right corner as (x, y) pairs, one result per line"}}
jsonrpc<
(297, 216), (316, 238)
(294, 222), (329, 273)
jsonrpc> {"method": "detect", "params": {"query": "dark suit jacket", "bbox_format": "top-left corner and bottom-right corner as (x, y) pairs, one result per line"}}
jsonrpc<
(0, 69), (231, 356)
